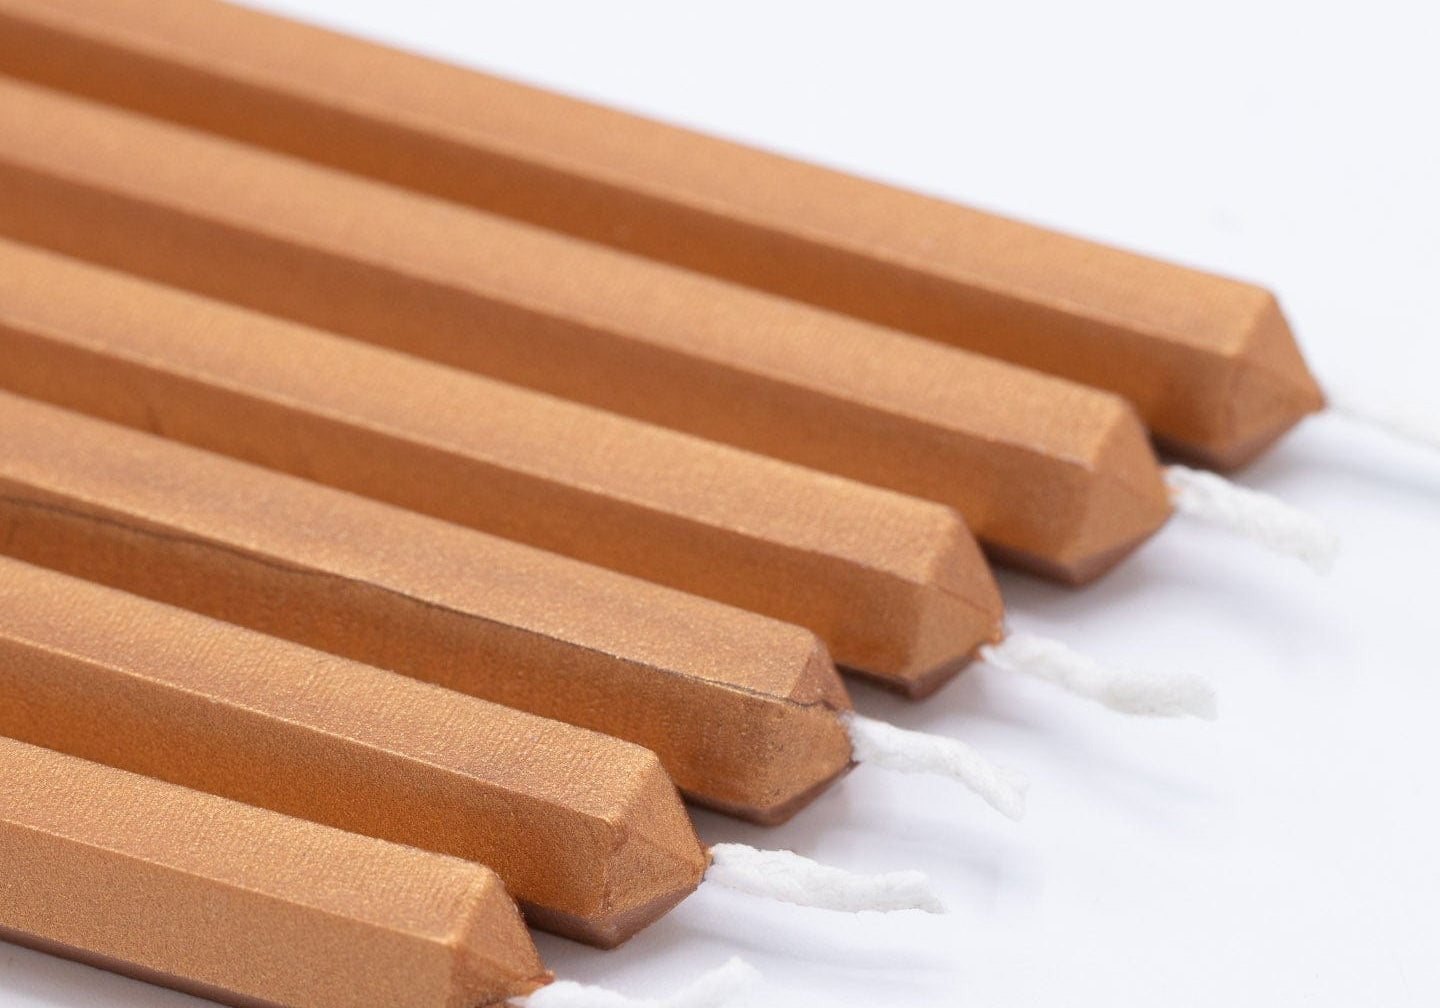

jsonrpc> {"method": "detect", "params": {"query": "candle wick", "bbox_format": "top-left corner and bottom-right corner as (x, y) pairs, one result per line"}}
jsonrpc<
(843, 713), (1029, 820)
(1165, 464), (1338, 573)
(513, 957), (761, 1008)
(704, 843), (944, 914)
(1328, 391), (1440, 453)
(981, 632), (1218, 721)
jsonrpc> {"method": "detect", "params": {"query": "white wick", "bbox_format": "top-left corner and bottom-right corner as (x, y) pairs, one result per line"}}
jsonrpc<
(842, 712), (1028, 820)
(980, 632), (1217, 720)
(514, 957), (760, 1008)
(1329, 392), (1440, 453)
(1165, 464), (1338, 573)
(705, 842), (944, 914)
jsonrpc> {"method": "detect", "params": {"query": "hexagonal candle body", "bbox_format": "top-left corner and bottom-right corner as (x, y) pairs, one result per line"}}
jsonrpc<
(0, 0), (1324, 469)
(0, 238), (1001, 690)
(0, 736), (550, 1008)
(0, 392), (852, 825)
(0, 556), (708, 947)
(0, 76), (1171, 585)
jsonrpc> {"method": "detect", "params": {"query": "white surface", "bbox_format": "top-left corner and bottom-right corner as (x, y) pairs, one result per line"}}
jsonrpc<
(2, 1), (1438, 1006)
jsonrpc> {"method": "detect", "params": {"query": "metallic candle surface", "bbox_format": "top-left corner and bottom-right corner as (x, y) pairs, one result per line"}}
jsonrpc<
(0, 0), (1325, 469)
(0, 392), (852, 826)
(0, 77), (1172, 585)
(0, 239), (1002, 693)
(0, 556), (707, 947)
(0, 737), (550, 1008)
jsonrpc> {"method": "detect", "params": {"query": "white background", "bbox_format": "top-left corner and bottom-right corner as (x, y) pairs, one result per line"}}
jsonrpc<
(2, 1), (1438, 1006)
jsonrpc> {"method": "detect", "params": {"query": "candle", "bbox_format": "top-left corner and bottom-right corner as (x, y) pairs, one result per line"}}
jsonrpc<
(0, 77), (1172, 585)
(0, 239), (1002, 693)
(0, 0), (1324, 468)
(0, 556), (709, 947)
(0, 737), (550, 1007)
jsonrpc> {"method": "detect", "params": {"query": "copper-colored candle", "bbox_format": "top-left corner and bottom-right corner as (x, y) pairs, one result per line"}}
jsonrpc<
(0, 736), (550, 1008)
(0, 555), (707, 947)
(0, 391), (852, 825)
(0, 238), (1001, 692)
(0, 0), (1324, 469)
(0, 77), (1171, 585)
